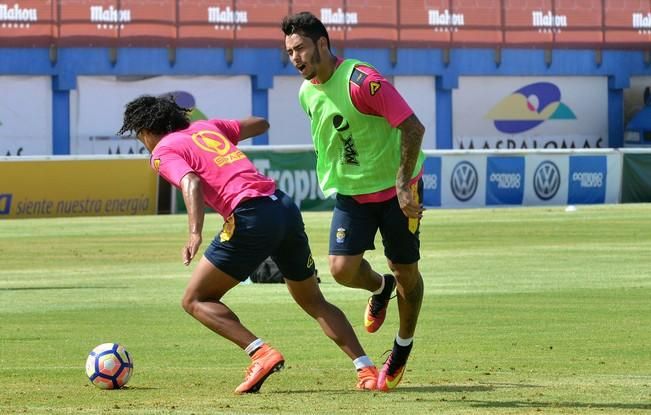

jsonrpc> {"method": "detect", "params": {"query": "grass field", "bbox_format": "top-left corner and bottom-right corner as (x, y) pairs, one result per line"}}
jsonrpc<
(1, 204), (650, 414)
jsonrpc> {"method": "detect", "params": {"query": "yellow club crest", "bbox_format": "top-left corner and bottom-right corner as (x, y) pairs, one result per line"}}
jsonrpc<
(370, 81), (381, 96)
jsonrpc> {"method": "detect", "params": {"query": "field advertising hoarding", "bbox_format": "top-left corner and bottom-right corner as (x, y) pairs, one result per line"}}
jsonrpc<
(0, 157), (157, 219)
(1, 0), (649, 48)
(422, 150), (621, 209)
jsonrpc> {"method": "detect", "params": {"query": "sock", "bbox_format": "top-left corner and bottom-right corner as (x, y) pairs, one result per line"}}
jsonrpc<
(245, 338), (265, 356)
(353, 355), (374, 370)
(395, 335), (413, 347)
(390, 336), (413, 368)
(371, 274), (386, 295)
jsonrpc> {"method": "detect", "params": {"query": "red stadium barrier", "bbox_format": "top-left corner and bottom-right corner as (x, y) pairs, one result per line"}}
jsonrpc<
(1, 0), (650, 49)
(604, 0), (651, 46)
(451, 0), (503, 46)
(554, 0), (604, 45)
(57, 0), (177, 47)
(0, 1), (56, 47)
(503, 0), (555, 46)
(399, 0), (451, 46)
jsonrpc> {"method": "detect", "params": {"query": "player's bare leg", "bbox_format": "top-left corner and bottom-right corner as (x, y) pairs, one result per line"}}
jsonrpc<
(181, 257), (284, 394)
(285, 274), (365, 358)
(377, 260), (423, 391)
(181, 256), (258, 348)
(285, 274), (378, 390)
(329, 254), (383, 291)
(389, 261), (423, 339)
(329, 254), (397, 333)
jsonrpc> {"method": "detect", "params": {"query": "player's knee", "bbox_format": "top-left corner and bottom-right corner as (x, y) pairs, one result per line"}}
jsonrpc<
(329, 262), (356, 285)
(391, 263), (422, 291)
(180, 294), (196, 315)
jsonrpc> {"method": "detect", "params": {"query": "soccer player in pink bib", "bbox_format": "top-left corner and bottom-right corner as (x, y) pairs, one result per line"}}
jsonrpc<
(118, 95), (378, 393)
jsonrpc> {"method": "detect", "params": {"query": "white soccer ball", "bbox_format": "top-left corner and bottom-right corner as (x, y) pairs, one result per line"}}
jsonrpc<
(85, 343), (133, 389)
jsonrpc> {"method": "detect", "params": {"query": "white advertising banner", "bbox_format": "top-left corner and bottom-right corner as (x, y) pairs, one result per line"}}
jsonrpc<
(70, 76), (252, 155)
(453, 76), (609, 150)
(0, 76), (52, 156)
(440, 153), (487, 208)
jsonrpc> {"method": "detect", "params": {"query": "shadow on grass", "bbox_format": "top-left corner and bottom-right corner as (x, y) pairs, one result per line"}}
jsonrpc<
(0, 286), (127, 291)
(119, 386), (160, 391)
(401, 385), (495, 393)
(271, 383), (526, 395)
(463, 399), (651, 411)
(385, 382), (541, 393)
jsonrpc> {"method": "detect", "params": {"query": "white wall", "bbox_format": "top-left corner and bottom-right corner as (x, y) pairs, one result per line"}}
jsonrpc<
(394, 76), (437, 149)
(0, 76), (52, 156)
(70, 76), (251, 154)
(268, 76), (312, 145)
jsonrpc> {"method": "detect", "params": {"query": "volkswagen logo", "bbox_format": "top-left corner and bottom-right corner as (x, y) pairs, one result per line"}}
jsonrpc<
(533, 161), (561, 200)
(450, 161), (478, 202)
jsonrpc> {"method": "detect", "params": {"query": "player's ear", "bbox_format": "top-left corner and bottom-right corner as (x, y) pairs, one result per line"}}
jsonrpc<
(318, 36), (328, 51)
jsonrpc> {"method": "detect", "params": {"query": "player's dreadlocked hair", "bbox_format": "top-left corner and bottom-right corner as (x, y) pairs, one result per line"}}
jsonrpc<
(117, 95), (191, 137)
(281, 11), (331, 51)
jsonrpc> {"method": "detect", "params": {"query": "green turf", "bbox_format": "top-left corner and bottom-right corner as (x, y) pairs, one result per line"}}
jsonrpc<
(1, 204), (650, 414)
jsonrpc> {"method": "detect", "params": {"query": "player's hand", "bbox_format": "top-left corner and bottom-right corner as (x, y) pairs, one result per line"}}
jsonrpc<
(183, 232), (202, 266)
(397, 186), (424, 219)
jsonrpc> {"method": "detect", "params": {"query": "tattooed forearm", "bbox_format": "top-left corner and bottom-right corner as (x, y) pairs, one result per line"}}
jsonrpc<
(396, 114), (425, 189)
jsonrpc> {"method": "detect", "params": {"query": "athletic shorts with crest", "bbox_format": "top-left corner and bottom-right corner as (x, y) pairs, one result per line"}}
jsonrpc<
(204, 189), (316, 282)
(329, 179), (423, 264)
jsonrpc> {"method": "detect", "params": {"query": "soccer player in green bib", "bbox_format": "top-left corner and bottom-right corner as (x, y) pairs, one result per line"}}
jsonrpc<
(282, 11), (426, 391)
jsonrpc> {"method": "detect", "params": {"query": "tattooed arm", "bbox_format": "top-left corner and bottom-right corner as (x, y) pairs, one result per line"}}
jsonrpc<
(396, 114), (425, 219)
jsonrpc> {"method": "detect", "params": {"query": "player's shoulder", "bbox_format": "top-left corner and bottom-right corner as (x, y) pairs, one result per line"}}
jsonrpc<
(188, 119), (215, 130)
(154, 132), (185, 153)
(349, 64), (382, 87)
(349, 64), (387, 99)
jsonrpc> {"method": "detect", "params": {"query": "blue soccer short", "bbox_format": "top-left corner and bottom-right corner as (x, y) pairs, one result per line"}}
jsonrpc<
(204, 190), (316, 282)
(329, 180), (423, 264)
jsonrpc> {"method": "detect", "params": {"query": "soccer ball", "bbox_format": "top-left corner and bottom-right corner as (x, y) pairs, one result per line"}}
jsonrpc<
(85, 343), (133, 389)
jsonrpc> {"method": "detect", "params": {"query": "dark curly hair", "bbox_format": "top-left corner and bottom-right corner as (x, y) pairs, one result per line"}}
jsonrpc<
(117, 95), (190, 137)
(281, 11), (331, 51)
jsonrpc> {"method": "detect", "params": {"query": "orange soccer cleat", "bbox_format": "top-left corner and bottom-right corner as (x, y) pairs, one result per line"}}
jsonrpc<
(234, 344), (285, 394)
(364, 274), (396, 333)
(356, 365), (379, 391)
(377, 342), (412, 392)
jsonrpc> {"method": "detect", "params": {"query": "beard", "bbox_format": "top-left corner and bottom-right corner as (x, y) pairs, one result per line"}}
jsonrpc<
(303, 47), (322, 80)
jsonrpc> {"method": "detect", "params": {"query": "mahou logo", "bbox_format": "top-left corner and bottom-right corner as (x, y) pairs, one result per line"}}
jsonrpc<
(90, 5), (131, 30)
(321, 8), (357, 31)
(532, 10), (568, 33)
(0, 3), (38, 28)
(633, 12), (651, 35)
(428, 9), (464, 32)
(208, 6), (248, 30)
